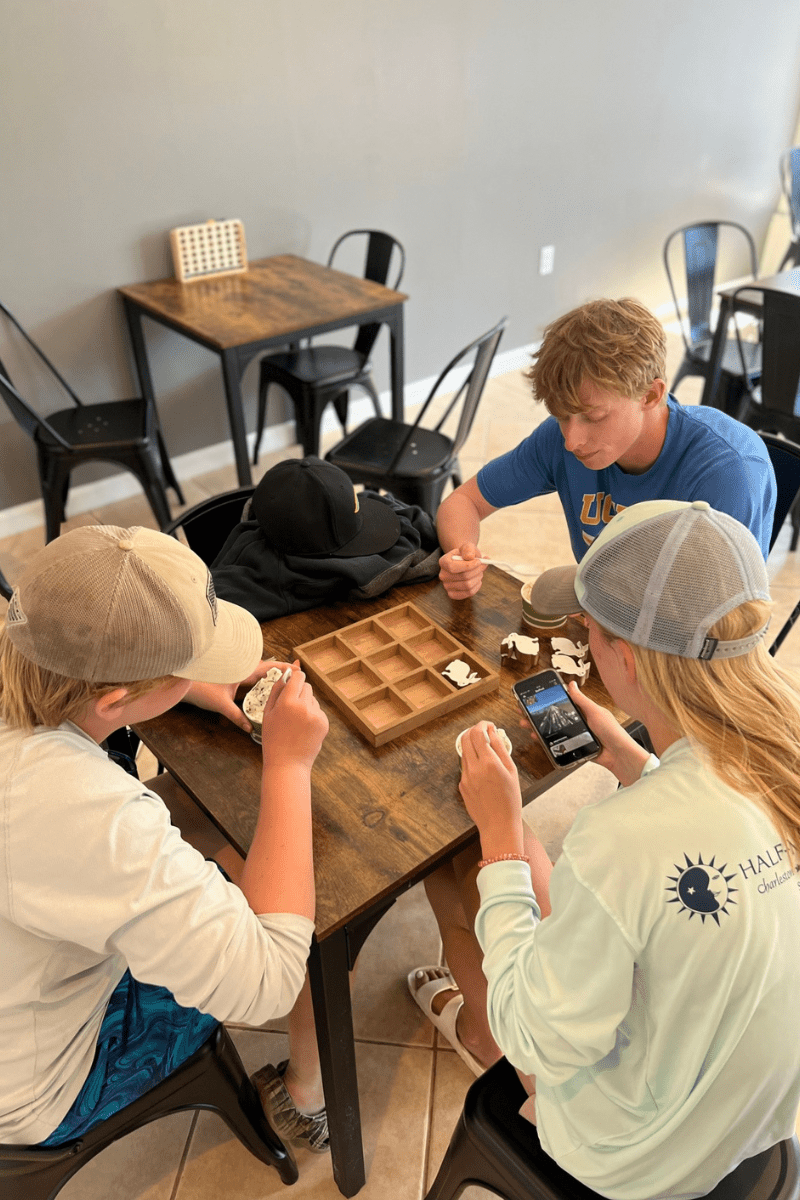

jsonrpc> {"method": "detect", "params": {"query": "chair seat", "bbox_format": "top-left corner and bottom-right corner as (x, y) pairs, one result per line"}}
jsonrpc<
(327, 416), (454, 479)
(687, 337), (761, 377)
(39, 399), (150, 450)
(260, 346), (370, 388)
(424, 1057), (800, 1200)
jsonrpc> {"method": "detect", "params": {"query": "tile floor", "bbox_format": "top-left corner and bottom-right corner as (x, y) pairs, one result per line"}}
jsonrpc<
(1, 334), (799, 1199)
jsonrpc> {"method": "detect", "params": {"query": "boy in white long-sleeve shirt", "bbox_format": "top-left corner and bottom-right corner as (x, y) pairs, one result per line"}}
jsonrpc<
(0, 524), (327, 1146)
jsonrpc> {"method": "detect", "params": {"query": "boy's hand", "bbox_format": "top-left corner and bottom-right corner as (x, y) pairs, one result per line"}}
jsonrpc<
(459, 722), (525, 855)
(183, 659), (293, 734)
(439, 543), (489, 599)
(566, 683), (651, 786)
(261, 666), (328, 770)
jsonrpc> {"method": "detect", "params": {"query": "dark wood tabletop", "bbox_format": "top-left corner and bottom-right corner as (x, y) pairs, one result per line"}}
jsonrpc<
(135, 567), (624, 939)
(118, 254), (409, 352)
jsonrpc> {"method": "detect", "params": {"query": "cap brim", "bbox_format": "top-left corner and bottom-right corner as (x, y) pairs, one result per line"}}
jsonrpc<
(333, 496), (402, 558)
(527, 565), (581, 617)
(174, 598), (264, 684)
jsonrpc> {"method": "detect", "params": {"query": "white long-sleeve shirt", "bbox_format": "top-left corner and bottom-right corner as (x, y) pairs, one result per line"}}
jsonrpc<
(475, 740), (800, 1199)
(0, 720), (314, 1144)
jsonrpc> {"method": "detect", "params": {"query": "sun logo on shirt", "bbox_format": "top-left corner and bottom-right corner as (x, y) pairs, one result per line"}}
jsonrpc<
(665, 853), (738, 925)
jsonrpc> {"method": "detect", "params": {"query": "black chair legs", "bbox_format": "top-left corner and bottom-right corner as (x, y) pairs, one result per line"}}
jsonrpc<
(0, 1027), (297, 1200)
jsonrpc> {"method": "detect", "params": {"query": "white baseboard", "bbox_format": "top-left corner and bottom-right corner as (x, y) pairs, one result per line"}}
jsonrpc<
(0, 341), (539, 541)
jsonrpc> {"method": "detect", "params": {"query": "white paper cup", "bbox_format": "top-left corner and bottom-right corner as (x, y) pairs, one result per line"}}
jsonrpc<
(455, 725), (512, 770)
(520, 581), (567, 630)
(243, 667), (285, 744)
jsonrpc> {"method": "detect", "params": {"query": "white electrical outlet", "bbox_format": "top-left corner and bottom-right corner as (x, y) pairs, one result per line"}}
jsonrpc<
(539, 245), (555, 275)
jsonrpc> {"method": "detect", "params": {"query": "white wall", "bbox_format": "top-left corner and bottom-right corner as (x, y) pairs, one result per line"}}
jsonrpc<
(1, 0), (799, 508)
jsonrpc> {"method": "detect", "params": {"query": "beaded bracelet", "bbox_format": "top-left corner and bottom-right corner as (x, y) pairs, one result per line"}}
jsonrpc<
(478, 852), (530, 869)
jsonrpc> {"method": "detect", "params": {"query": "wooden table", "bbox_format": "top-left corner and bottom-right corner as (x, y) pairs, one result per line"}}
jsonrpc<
(134, 569), (626, 1196)
(700, 267), (800, 411)
(118, 255), (408, 487)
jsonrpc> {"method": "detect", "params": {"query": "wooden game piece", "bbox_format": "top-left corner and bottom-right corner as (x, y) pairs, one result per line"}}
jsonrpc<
(551, 636), (588, 659)
(442, 659), (482, 687)
(294, 602), (499, 747)
(551, 652), (591, 685)
(500, 632), (540, 669)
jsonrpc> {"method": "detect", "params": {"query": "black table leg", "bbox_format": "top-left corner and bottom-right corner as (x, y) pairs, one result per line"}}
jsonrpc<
(308, 930), (365, 1197)
(386, 304), (405, 422)
(122, 298), (158, 408)
(220, 347), (253, 487)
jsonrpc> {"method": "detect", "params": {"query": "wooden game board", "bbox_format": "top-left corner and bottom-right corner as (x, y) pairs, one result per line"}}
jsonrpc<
(294, 602), (499, 746)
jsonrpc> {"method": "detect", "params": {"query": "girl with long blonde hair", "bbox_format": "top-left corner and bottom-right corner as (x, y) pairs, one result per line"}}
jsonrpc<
(457, 499), (800, 1199)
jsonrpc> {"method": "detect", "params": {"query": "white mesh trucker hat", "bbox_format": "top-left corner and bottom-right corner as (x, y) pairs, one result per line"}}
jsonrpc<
(527, 500), (770, 660)
(5, 525), (263, 683)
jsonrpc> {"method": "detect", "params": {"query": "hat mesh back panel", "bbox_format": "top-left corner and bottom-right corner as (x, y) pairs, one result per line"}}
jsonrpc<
(581, 511), (766, 656)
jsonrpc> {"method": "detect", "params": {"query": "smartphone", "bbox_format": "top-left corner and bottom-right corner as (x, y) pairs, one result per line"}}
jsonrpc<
(512, 669), (602, 769)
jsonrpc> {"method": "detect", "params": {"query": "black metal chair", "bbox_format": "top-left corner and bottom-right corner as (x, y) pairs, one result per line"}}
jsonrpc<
(760, 432), (800, 555)
(663, 222), (761, 408)
(325, 318), (505, 516)
(731, 285), (800, 440)
(162, 486), (255, 565)
(424, 1056), (800, 1200)
(0, 299), (184, 543)
(252, 230), (406, 463)
(778, 147), (800, 272)
(0, 1026), (297, 1199)
(758, 432), (800, 656)
(0, 565), (12, 602)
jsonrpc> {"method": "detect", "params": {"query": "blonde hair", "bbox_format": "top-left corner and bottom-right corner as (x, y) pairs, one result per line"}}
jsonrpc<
(610, 601), (800, 868)
(0, 630), (178, 732)
(529, 298), (667, 418)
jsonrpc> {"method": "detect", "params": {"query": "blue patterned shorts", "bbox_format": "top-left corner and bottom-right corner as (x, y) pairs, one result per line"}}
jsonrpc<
(40, 968), (219, 1146)
(40, 968), (218, 1146)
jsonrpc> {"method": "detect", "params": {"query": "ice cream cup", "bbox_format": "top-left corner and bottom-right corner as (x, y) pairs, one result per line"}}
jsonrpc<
(520, 581), (567, 631)
(243, 667), (285, 745)
(455, 725), (512, 771)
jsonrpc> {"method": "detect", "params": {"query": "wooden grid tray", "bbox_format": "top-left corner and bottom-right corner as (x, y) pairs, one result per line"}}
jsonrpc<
(294, 602), (499, 747)
(169, 218), (248, 282)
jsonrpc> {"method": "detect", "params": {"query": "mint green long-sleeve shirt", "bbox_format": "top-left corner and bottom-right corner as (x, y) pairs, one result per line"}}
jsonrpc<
(475, 741), (800, 1199)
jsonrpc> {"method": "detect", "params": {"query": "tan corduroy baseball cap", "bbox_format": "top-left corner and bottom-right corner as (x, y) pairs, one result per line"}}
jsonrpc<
(5, 525), (263, 684)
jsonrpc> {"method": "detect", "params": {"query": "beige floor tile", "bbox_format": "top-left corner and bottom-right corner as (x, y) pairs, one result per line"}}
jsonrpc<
(425, 1050), (496, 1198)
(522, 760), (617, 862)
(178, 1029), (433, 1200)
(351, 882), (442, 1046)
(58, 1111), (194, 1200)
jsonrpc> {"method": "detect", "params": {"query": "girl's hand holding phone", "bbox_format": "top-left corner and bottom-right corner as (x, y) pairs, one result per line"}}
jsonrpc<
(567, 683), (651, 786)
(260, 661), (329, 770)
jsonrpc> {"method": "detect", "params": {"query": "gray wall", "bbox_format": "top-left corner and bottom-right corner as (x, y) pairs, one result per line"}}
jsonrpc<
(2, 0), (799, 509)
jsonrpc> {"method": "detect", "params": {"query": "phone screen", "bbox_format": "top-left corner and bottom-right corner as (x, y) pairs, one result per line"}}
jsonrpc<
(514, 671), (601, 767)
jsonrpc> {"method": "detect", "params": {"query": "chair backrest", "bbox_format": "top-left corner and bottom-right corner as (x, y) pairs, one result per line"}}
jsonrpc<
(385, 318), (506, 475)
(780, 147), (800, 240)
(327, 229), (406, 361)
(0, 368), (73, 449)
(732, 286), (800, 419)
(663, 222), (757, 353)
(0, 299), (80, 448)
(162, 487), (255, 565)
(757, 432), (800, 552)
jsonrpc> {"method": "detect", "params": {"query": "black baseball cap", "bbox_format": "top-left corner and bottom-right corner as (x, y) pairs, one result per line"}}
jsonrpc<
(251, 457), (402, 558)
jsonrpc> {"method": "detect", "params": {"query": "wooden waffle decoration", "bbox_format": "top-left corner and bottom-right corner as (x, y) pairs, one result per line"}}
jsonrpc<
(169, 218), (248, 282)
(295, 602), (499, 747)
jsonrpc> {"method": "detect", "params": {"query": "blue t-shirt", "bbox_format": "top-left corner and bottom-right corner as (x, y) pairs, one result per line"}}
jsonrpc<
(477, 398), (776, 561)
